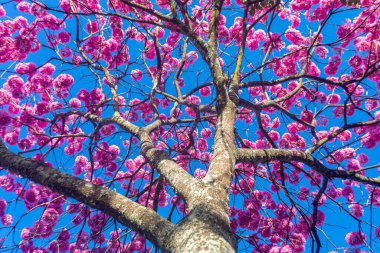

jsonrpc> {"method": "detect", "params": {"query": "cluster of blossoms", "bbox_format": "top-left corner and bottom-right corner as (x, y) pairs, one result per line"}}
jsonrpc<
(94, 142), (120, 170)
(229, 162), (378, 252)
(229, 196), (310, 253)
(0, 110), (12, 127)
(0, 198), (13, 226)
(0, 61), (83, 151)
(356, 124), (380, 149)
(0, 2), (75, 63)
(1, 166), (153, 252)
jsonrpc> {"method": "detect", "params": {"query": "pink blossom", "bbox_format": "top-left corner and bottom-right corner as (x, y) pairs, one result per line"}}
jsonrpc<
(53, 74), (74, 88)
(348, 55), (362, 68)
(365, 99), (378, 111)
(201, 128), (212, 138)
(131, 69), (143, 81)
(4, 132), (18, 146)
(88, 213), (107, 232)
(347, 159), (361, 172)
(72, 54), (82, 65)
(24, 189), (38, 204)
(42, 208), (59, 225)
(60, 47), (71, 58)
(48, 239), (69, 253)
(166, 33), (180, 46)
(101, 124), (116, 136)
(342, 186), (355, 202)
(0, 110), (11, 126)
(300, 109), (313, 124)
(290, 0), (311, 11)
(20, 227), (33, 240)
(69, 98), (81, 109)
(15, 62), (37, 75)
(57, 228), (70, 241)
(90, 88), (104, 102)
(327, 94), (340, 104)
(125, 159), (136, 170)
(152, 27), (165, 38)
(375, 227), (380, 239)
(18, 138), (32, 150)
(0, 198), (7, 216)
(285, 28), (305, 45)
(186, 51), (198, 65)
(57, 31), (70, 43)
(7, 75), (24, 90)
(345, 231), (366, 246)
(77, 89), (90, 103)
(357, 153), (369, 164)
(39, 63), (55, 75)
(297, 186), (310, 201)
(324, 64), (338, 76)
(17, 2), (30, 13)
(170, 108), (182, 118)
(263, 33), (284, 52)
(0, 6), (5, 17)
(315, 46), (328, 58)
(194, 168), (206, 179)
(313, 210), (325, 226)
(349, 204), (364, 218)
(361, 135), (378, 149)
(197, 139), (208, 152)
(200, 86), (211, 97)
(35, 101), (50, 115)
(1, 214), (13, 225)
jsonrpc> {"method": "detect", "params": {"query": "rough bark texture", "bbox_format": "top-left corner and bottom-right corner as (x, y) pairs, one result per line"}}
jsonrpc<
(163, 204), (237, 253)
(0, 140), (174, 249)
(236, 148), (380, 187)
(139, 129), (200, 205)
(0, 140), (238, 252)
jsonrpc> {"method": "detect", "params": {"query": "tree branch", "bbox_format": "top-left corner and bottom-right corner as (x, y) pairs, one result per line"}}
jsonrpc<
(236, 148), (380, 187)
(0, 140), (174, 248)
(139, 128), (201, 207)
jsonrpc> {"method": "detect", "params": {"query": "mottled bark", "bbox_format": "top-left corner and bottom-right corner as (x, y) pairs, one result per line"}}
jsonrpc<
(236, 148), (380, 187)
(163, 204), (237, 253)
(139, 128), (201, 206)
(0, 140), (174, 249)
(0, 139), (238, 252)
(202, 88), (238, 212)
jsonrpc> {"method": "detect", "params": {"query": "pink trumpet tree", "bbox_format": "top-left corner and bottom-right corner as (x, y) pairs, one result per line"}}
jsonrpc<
(0, 0), (380, 252)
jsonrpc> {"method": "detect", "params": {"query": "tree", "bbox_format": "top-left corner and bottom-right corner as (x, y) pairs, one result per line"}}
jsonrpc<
(0, 0), (380, 252)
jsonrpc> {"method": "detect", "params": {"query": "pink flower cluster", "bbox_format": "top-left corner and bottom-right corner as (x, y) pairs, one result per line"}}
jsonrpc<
(19, 204), (66, 251)
(230, 194), (310, 253)
(94, 142), (120, 168)
(0, 110), (12, 126)
(279, 133), (306, 150)
(345, 231), (366, 246)
(0, 198), (12, 226)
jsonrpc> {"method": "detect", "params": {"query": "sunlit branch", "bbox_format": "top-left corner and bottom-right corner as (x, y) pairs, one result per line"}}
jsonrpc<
(0, 140), (174, 249)
(236, 148), (380, 187)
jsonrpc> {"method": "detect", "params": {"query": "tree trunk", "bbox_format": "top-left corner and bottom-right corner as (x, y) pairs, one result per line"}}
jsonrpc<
(163, 204), (237, 253)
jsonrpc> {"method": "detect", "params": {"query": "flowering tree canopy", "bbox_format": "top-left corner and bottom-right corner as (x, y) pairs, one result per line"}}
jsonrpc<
(1, 0), (380, 252)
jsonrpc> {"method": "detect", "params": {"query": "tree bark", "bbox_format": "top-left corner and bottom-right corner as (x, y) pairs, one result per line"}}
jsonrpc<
(163, 204), (237, 253)
(0, 139), (238, 252)
(0, 140), (174, 249)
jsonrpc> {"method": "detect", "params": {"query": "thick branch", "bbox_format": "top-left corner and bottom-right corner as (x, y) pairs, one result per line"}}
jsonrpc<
(236, 148), (380, 187)
(139, 128), (200, 207)
(202, 99), (237, 215)
(0, 140), (174, 248)
(73, 111), (200, 207)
